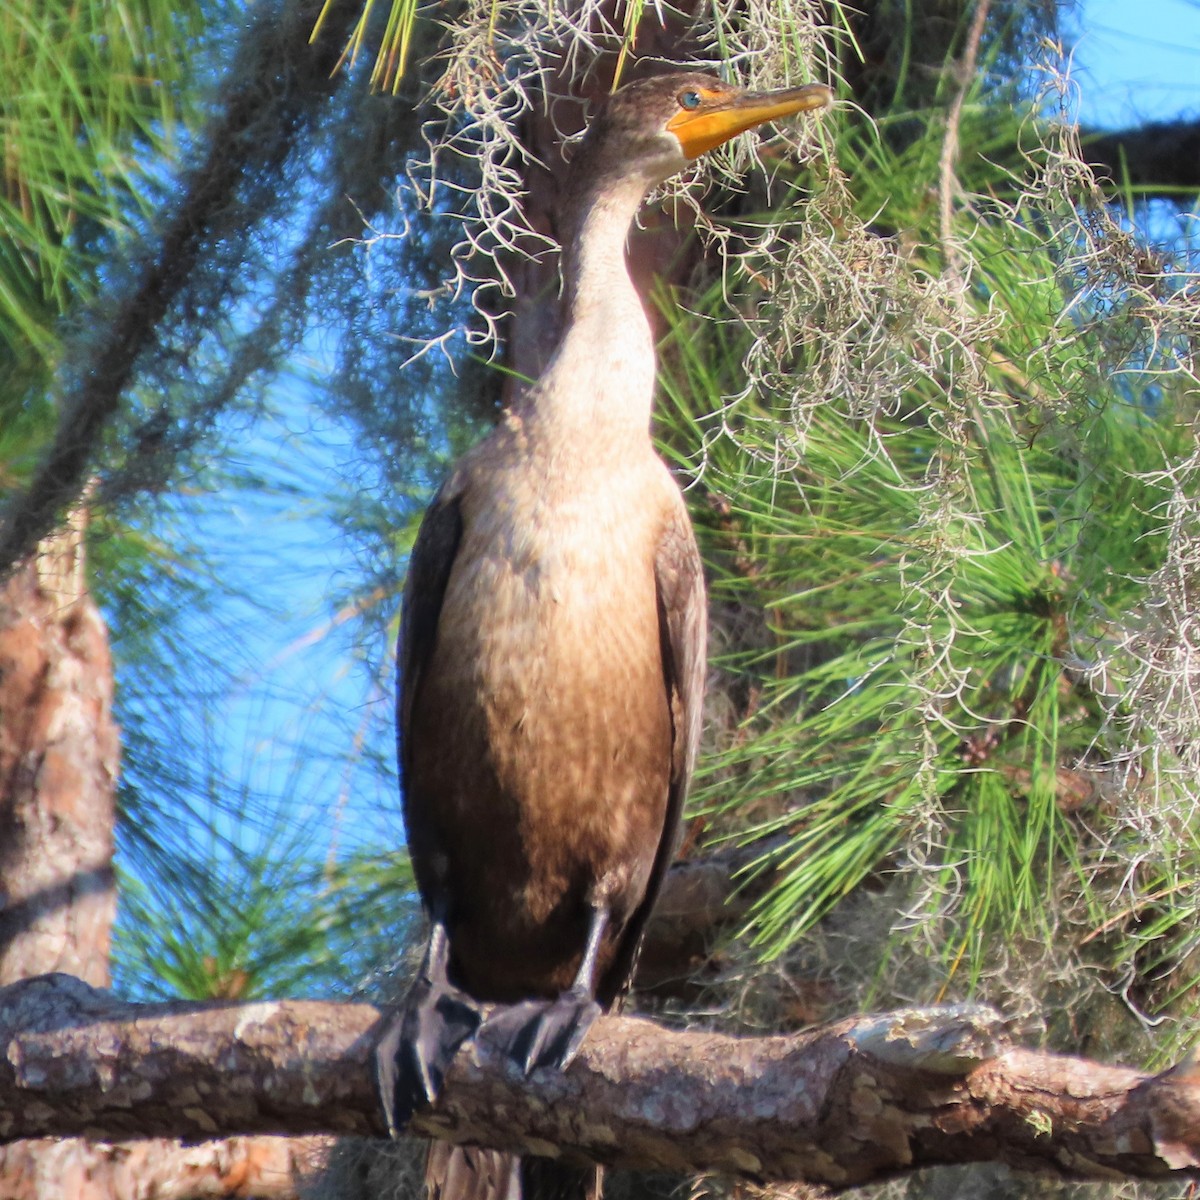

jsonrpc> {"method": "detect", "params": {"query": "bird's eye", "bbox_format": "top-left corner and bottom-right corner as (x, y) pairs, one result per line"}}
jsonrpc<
(678, 90), (702, 110)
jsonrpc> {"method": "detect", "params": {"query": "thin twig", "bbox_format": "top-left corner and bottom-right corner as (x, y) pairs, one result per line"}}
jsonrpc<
(939, 0), (992, 283)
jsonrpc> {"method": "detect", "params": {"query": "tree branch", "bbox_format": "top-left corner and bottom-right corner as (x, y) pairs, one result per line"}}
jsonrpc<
(3, 973), (1199, 1188)
(1082, 119), (1200, 198)
(635, 840), (781, 992)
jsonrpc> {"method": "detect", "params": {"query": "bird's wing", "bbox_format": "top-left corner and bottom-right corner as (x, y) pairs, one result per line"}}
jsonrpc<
(382, 484), (485, 1130)
(655, 504), (708, 802)
(599, 500), (707, 1004)
(396, 485), (463, 772)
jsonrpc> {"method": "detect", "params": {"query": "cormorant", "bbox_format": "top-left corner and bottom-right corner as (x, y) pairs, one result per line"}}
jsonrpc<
(376, 69), (833, 1200)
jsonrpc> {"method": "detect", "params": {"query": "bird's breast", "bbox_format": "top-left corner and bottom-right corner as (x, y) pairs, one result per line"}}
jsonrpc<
(406, 452), (677, 996)
(442, 456), (664, 680)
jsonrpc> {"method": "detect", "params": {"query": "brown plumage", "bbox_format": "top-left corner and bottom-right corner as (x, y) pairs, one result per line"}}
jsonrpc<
(375, 70), (833, 1200)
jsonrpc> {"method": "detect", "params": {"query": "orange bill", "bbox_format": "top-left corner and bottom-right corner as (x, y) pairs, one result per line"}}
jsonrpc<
(666, 83), (834, 159)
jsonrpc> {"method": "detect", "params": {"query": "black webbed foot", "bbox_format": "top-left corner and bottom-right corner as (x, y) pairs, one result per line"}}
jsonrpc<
(374, 975), (484, 1136)
(480, 988), (602, 1078)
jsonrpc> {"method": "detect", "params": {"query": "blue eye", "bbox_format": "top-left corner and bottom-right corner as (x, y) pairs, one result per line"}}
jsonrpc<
(679, 90), (702, 110)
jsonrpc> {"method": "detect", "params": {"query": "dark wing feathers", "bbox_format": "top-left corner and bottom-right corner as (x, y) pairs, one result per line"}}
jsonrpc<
(598, 504), (706, 1003)
(397, 487), (463, 780)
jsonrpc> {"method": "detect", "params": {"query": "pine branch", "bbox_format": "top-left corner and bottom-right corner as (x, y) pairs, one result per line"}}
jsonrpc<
(3, 973), (1198, 1188)
(0, 0), (360, 575)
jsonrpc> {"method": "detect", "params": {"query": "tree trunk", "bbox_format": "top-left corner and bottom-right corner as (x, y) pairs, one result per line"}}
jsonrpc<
(0, 508), (126, 1199)
(0, 507), (118, 987)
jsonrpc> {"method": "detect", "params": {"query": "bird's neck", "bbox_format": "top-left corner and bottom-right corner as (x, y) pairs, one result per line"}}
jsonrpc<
(518, 175), (657, 443)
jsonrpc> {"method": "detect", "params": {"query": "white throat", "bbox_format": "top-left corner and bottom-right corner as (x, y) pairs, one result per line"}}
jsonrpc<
(519, 173), (659, 442)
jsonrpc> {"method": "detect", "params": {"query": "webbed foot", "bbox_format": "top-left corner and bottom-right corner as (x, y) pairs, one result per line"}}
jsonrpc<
(480, 988), (602, 1077)
(374, 975), (484, 1136)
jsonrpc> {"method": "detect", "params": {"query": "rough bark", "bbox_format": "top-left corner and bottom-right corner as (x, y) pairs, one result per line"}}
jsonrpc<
(0, 1136), (328, 1200)
(3, 973), (1199, 1190)
(0, 512), (118, 990)
(0, 516), (121, 1199)
(0, 519), (316, 1197)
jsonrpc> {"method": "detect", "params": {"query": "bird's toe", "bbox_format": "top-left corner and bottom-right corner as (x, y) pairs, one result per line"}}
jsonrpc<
(374, 978), (484, 1136)
(481, 991), (601, 1077)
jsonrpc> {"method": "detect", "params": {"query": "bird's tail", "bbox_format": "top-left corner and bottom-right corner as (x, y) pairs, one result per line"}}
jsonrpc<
(425, 1144), (601, 1200)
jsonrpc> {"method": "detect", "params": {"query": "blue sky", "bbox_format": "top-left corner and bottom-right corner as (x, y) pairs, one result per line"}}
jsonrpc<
(1068, 0), (1200, 126)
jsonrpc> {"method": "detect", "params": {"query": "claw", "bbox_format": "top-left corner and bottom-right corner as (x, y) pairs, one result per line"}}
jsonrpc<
(374, 975), (483, 1136)
(481, 989), (602, 1077)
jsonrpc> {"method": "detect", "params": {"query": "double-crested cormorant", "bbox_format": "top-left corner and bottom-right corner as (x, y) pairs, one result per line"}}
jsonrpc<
(376, 70), (833, 1200)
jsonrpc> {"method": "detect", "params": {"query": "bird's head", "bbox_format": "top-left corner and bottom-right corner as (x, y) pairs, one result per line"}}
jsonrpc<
(574, 71), (833, 188)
